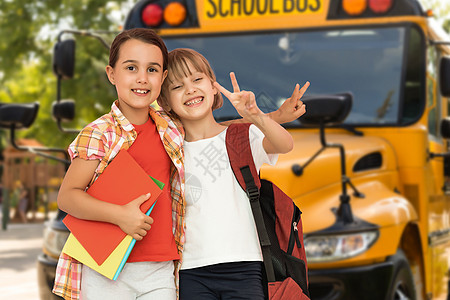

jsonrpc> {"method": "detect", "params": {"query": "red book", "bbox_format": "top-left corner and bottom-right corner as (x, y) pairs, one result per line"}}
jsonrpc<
(63, 150), (163, 265)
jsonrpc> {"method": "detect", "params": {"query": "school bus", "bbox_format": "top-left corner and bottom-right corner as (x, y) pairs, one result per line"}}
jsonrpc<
(128, 0), (450, 299)
(36, 0), (450, 299)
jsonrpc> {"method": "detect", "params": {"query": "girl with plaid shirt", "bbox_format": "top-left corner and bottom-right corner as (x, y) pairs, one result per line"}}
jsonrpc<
(53, 28), (185, 300)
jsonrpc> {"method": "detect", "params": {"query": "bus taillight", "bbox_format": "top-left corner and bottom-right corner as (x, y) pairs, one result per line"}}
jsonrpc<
(164, 2), (186, 26)
(343, 0), (367, 16)
(142, 3), (163, 27)
(369, 0), (393, 14)
(341, 0), (394, 17)
(124, 0), (198, 30)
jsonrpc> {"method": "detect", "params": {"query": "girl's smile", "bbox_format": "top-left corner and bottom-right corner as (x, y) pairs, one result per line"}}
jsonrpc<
(184, 96), (204, 107)
(132, 89), (150, 95)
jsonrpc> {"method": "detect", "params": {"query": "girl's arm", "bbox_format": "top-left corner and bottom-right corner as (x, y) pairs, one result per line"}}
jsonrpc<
(57, 158), (153, 240)
(214, 72), (294, 154)
(219, 79), (309, 126)
(268, 81), (309, 124)
(20, 189), (28, 198)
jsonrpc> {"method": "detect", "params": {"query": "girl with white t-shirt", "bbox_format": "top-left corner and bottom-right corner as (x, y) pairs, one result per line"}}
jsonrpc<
(158, 48), (307, 299)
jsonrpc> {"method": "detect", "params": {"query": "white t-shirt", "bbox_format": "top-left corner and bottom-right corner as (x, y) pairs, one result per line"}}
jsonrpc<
(181, 125), (278, 270)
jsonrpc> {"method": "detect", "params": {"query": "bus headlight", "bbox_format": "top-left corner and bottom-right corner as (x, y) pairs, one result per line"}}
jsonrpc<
(43, 225), (70, 259)
(304, 231), (378, 262)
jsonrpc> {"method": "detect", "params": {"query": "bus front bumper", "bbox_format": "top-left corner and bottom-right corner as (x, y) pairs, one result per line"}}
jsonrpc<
(308, 260), (394, 300)
(37, 253), (62, 299)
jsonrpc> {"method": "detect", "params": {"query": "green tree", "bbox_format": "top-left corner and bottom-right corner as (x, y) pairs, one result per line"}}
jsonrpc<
(0, 0), (129, 149)
(421, 0), (450, 33)
(444, 20), (450, 34)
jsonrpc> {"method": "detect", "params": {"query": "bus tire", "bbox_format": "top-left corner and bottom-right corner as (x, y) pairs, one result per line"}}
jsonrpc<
(386, 249), (416, 300)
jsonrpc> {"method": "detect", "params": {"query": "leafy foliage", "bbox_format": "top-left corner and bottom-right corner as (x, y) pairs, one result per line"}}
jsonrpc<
(0, 0), (448, 153)
(421, 0), (450, 33)
(0, 0), (129, 149)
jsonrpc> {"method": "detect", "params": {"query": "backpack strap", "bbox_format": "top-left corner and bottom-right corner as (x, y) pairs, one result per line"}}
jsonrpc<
(225, 123), (276, 282)
(225, 123), (261, 189)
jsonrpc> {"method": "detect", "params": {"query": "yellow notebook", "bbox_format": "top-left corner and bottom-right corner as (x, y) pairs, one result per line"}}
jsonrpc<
(63, 233), (133, 280)
(63, 200), (158, 280)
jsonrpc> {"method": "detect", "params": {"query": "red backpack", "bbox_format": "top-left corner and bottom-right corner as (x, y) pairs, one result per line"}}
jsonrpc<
(225, 123), (310, 300)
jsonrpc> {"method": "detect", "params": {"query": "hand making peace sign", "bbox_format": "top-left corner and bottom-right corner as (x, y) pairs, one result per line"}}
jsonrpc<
(214, 72), (263, 122)
(214, 72), (310, 124)
(276, 81), (309, 123)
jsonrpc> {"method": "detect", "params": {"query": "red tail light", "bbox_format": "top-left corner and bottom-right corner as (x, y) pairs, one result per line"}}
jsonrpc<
(369, 0), (393, 13)
(141, 3), (163, 27)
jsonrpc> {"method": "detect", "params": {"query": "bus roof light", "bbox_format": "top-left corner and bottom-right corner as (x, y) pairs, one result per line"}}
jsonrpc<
(369, 0), (393, 14)
(164, 2), (187, 26)
(142, 3), (163, 27)
(342, 0), (367, 16)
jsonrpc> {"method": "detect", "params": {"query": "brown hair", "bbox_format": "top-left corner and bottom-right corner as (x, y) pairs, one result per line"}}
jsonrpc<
(109, 28), (168, 70)
(160, 48), (223, 113)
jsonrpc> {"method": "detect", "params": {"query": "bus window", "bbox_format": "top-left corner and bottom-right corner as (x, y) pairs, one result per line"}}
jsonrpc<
(401, 25), (426, 125)
(427, 45), (439, 138)
(164, 25), (421, 127)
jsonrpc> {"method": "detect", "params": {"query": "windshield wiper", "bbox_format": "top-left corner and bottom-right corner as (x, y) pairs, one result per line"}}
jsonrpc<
(340, 125), (364, 136)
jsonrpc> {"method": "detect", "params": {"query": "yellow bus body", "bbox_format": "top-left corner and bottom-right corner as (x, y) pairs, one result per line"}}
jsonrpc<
(125, 0), (450, 298)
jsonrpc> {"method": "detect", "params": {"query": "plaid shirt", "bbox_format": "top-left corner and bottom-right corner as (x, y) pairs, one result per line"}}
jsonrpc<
(53, 102), (186, 300)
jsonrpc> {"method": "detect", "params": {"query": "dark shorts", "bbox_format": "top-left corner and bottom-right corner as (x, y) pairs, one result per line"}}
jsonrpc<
(179, 261), (265, 300)
(18, 198), (28, 212)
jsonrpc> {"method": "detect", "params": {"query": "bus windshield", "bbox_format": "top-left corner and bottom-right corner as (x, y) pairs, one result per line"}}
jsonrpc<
(164, 25), (414, 127)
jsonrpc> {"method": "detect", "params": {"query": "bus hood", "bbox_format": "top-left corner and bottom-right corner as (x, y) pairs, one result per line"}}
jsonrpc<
(260, 130), (398, 197)
(260, 130), (406, 233)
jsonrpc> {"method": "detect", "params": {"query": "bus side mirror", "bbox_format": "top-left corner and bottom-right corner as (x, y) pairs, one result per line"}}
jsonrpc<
(0, 103), (39, 129)
(52, 99), (75, 122)
(299, 92), (353, 126)
(439, 117), (450, 176)
(53, 39), (75, 79)
(441, 117), (450, 139)
(439, 56), (450, 98)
